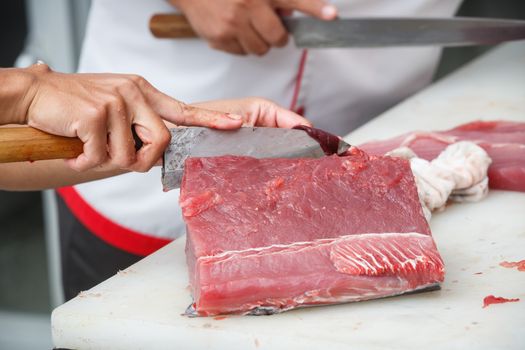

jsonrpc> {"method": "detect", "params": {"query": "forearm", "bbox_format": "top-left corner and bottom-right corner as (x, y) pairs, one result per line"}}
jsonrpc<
(0, 159), (126, 191)
(0, 67), (36, 125)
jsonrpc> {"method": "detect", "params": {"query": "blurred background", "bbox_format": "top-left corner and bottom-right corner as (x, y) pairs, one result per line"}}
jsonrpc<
(0, 0), (524, 348)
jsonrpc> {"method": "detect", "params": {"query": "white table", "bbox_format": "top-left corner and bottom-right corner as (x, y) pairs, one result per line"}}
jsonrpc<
(52, 42), (525, 350)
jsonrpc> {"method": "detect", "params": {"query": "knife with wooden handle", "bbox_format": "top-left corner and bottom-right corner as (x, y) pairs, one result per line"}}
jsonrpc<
(0, 126), (144, 163)
(149, 14), (525, 47)
(149, 13), (197, 39)
(0, 127), (84, 163)
(0, 126), (350, 191)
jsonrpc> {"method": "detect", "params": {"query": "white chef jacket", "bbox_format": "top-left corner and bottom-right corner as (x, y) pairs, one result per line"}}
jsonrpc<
(59, 0), (461, 255)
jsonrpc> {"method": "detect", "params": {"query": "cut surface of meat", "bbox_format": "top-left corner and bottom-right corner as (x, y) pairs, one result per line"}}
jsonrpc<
(180, 149), (444, 316)
(359, 120), (525, 192)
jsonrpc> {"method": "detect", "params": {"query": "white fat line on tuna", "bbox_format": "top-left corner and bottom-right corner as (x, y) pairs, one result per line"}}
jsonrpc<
(353, 252), (378, 271)
(286, 281), (438, 307)
(197, 232), (432, 263)
(339, 253), (376, 273)
(391, 245), (423, 271)
(363, 250), (382, 271)
(386, 242), (413, 269)
(397, 130), (524, 151)
(370, 245), (395, 271)
(331, 235), (442, 276)
(404, 247), (434, 268)
(387, 141), (492, 221)
(478, 142), (525, 149)
(231, 276), (439, 315)
(400, 132), (458, 148)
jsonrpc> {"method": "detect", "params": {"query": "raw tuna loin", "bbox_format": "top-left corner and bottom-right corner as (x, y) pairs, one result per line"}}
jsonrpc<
(359, 120), (525, 192)
(180, 149), (444, 316)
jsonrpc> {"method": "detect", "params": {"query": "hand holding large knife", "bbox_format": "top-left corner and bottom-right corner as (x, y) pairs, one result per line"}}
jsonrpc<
(166, 0), (338, 55)
(150, 13), (525, 48)
(0, 97), (314, 191)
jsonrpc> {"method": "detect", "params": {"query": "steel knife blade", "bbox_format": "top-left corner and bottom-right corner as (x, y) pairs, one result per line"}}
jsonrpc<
(162, 127), (351, 191)
(283, 16), (525, 48)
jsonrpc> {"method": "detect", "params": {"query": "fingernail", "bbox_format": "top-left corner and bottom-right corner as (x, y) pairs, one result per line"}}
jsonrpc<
(226, 113), (243, 121)
(322, 5), (337, 19)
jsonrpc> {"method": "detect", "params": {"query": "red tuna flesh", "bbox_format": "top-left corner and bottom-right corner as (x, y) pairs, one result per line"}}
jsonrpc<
(180, 149), (444, 316)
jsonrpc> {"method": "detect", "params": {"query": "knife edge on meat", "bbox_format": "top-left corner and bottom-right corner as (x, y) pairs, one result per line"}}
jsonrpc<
(162, 126), (351, 191)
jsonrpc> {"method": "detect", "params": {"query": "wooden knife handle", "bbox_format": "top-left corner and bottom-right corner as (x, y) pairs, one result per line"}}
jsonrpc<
(149, 13), (198, 38)
(0, 127), (84, 163)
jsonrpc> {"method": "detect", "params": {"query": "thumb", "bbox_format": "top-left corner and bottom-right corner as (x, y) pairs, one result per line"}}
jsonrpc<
(274, 0), (338, 20)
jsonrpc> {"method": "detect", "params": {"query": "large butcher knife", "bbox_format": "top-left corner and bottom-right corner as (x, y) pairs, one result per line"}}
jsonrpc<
(161, 126), (350, 191)
(149, 14), (525, 47)
(0, 126), (351, 190)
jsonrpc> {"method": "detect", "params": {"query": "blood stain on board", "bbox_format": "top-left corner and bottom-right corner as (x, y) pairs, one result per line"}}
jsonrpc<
(214, 316), (227, 320)
(254, 338), (260, 348)
(482, 295), (520, 308)
(499, 260), (525, 271)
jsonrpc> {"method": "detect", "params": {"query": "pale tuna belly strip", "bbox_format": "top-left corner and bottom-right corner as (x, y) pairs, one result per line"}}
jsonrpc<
(193, 232), (444, 314)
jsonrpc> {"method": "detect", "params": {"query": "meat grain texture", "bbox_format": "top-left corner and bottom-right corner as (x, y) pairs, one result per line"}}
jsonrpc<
(180, 148), (444, 316)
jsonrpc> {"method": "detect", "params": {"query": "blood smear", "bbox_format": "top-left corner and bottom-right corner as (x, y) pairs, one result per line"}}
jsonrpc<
(482, 295), (520, 308)
(499, 260), (525, 271)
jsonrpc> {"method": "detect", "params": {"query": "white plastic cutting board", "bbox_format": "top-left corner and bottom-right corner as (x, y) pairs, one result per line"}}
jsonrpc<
(52, 42), (525, 350)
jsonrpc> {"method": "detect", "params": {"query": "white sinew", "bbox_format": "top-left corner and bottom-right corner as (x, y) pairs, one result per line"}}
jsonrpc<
(387, 141), (492, 221)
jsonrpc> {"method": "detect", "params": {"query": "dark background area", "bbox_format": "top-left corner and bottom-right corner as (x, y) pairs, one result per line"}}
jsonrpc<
(435, 0), (525, 79)
(0, 1), (27, 67)
(0, 0), (49, 314)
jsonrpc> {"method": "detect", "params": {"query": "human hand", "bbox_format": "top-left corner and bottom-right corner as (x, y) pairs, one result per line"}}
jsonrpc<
(192, 97), (312, 128)
(22, 63), (243, 172)
(169, 0), (338, 55)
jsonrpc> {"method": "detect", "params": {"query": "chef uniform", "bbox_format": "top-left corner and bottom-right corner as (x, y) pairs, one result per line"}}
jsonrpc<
(57, 0), (462, 299)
